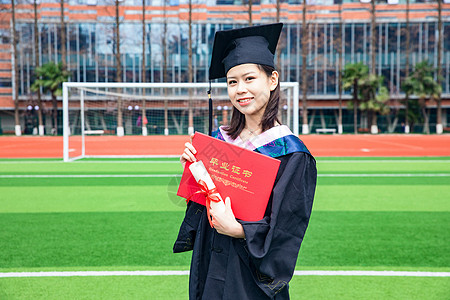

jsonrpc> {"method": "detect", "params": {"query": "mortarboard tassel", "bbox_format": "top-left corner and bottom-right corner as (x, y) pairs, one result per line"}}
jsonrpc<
(208, 80), (213, 136)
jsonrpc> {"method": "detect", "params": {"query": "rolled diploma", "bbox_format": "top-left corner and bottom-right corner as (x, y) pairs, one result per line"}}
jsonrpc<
(189, 160), (226, 213)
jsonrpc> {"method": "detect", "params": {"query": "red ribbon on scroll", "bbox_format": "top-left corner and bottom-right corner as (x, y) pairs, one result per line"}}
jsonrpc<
(187, 179), (222, 228)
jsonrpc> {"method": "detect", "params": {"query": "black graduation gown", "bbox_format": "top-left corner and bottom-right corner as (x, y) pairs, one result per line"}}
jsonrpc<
(174, 148), (317, 299)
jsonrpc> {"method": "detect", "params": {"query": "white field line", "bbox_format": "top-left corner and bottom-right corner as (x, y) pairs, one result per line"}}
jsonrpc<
(0, 174), (182, 178)
(74, 161), (180, 164)
(0, 159), (449, 164)
(1, 174), (449, 178)
(293, 270), (450, 277)
(0, 271), (189, 278)
(318, 160), (450, 163)
(319, 174), (450, 177)
(0, 270), (449, 278)
(0, 161), (180, 164)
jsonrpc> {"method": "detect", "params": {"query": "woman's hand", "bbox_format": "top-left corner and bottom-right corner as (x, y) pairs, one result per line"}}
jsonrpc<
(210, 197), (245, 239)
(180, 134), (197, 167)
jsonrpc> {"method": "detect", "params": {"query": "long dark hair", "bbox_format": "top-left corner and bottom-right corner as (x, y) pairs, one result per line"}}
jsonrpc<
(224, 64), (281, 140)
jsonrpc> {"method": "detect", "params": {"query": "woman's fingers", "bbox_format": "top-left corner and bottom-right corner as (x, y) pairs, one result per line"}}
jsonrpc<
(180, 153), (190, 164)
(180, 133), (197, 164)
(180, 151), (196, 163)
(180, 142), (197, 163)
(185, 142), (197, 155)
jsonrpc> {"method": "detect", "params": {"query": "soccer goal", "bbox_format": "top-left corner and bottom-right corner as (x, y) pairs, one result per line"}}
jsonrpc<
(62, 82), (299, 162)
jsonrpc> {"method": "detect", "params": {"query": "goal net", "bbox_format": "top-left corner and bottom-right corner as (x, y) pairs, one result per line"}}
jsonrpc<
(62, 82), (299, 162)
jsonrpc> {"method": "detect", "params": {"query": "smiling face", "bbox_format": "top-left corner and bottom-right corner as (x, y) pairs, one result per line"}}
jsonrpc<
(226, 64), (279, 123)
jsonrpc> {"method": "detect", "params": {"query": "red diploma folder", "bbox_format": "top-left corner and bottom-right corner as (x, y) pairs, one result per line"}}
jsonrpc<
(177, 132), (281, 221)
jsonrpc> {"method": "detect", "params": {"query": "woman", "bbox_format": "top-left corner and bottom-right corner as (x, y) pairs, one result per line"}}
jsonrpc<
(174, 23), (317, 299)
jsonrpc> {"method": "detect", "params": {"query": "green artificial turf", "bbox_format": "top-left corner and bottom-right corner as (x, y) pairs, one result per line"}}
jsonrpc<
(314, 182), (450, 211)
(0, 211), (448, 269)
(300, 211), (450, 267)
(1, 176), (449, 213)
(0, 183), (185, 213)
(0, 161), (182, 175)
(289, 276), (450, 300)
(316, 160), (450, 174)
(0, 274), (448, 300)
(315, 157), (450, 161)
(1, 157), (449, 175)
(0, 158), (449, 299)
(0, 276), (189, 300)
(0, 212), (190, 269)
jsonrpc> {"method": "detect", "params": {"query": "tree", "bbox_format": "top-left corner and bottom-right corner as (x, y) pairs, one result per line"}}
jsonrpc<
(188, 0), (194, 135)
(31, 62), (70, 135)
(370, 0), (377, 76)
(141, 0), (147, 136)
(342, 62), (369, 134)
(436, 0), (443, 133)
(248, 0), (253, 26)
(404, 0), (411, 133)
(358, 73), (390, 131)
(300, 0), (309, 134)
(275, 0), (281, 71)
(399, 94), (422, 132)
(402, 61), (442, 134)
(11, 0), (21, 136)
(33, 0), (44, 135)
(60, 0), (66, 71)
(114, 0), (123, 136)
(162, 0), (169, 135)
(336, 3), (343, 134)
(369, 0), (378, 133)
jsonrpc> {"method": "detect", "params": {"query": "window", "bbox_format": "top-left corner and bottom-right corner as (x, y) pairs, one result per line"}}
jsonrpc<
(0, 29), (10, 45)
(0, 80), (12, 88)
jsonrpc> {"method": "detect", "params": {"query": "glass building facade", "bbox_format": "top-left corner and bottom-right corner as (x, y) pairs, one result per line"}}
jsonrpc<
(12, 21), (450, 97)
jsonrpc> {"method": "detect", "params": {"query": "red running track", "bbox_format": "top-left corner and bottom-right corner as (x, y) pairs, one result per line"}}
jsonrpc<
(1, 134), (449, 158)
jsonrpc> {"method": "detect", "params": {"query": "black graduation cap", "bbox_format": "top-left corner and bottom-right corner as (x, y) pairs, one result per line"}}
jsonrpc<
(207, 23), (283, 136)
(209, 23), (283, 80)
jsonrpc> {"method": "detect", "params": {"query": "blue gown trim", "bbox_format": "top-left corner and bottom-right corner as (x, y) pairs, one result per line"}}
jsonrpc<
(212, 129), (311, 158)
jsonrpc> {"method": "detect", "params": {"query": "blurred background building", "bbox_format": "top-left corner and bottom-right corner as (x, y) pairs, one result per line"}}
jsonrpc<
(0, 0), (449, 134)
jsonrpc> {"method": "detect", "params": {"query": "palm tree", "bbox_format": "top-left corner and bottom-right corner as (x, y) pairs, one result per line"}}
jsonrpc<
(343, 62), (369, 134)
(401, 95), (422, 132)
(31, 62), (70, 135)
(358, 73), (390, 132)
(402, 61), (441, 134)
(402, 73), (415, 132)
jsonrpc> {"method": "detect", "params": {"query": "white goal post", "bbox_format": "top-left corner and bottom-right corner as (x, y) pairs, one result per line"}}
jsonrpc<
(62, 82), (299, 162)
